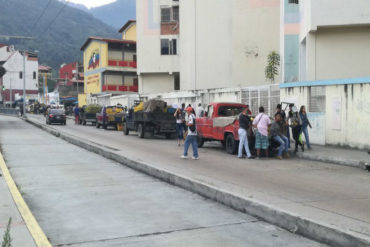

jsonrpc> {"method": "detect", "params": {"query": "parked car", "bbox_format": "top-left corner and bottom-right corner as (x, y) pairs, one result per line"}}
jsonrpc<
(46, 109), (66, 125)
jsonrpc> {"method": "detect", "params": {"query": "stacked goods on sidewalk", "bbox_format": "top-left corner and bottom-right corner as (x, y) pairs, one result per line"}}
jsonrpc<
(124, 99), (177, 138)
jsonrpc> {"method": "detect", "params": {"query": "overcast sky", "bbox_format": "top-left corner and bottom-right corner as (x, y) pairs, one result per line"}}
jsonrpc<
(68, 0), (116, 8)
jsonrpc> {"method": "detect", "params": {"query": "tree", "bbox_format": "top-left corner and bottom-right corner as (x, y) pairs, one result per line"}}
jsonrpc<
(265, 51), (280, 83)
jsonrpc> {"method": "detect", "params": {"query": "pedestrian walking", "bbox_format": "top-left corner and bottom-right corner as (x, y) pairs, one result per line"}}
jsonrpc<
(238, 108), (254, 159)
(290, 107), (304, 153)
(181, 103), (187, 133)
(299, 105), (312, 150)
(181, 107), (199, 160)
(174, 107), (184, 146)
(286, 104), (294, 148)
(74, 105), (80, 125)
(270, 114), (289, 160)
(245, 104), (252, 116)
(253, 106), (271, 159)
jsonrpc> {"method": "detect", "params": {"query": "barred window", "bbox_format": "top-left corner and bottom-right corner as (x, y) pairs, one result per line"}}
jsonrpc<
(309, 86), (326, 112)
(288, 0), (299, 4)
(161, 8), (171, 22)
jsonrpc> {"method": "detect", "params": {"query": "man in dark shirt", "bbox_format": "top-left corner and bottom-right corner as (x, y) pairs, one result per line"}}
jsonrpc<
(271, 114), (289, 159)
(238, 108), (254, 159)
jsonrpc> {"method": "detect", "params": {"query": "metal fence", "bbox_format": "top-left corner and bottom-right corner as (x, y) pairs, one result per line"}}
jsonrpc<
(0, 108), (19, 115)
(241, 84), (280, 116)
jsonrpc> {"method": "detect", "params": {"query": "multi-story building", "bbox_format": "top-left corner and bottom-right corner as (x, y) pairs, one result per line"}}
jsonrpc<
(119, 20), (137, 41)
(136, 0), (281, 115)
(136, 1), (280, 91)
(0, 44), (39, 105)
(58, 62), (84, 98)
(80, 20), (138, 106)
(280, 0), (370, 149)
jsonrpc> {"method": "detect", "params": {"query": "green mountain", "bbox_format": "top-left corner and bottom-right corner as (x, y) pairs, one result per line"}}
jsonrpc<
(90, 0), (136, 29)
(0, 0), (120, 70)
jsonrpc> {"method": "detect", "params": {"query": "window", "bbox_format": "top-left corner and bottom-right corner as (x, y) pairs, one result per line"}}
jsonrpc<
(19, 71), (23, 79)
(161, 8), (171, 22)
(161, 39), (177, 55)
(174, 73), (180, 90)
(288, 0), (299, 4)
(309, 86), (326, 112)
(33, 71), (36, 79)
(161, 6), (179, 22)
(172, 6), (179, 21)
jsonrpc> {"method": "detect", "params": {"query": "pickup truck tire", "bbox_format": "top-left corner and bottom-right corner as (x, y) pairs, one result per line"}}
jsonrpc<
(123, 123), (129, 135)
(138, 124), (145, 138)
(197, 135), (204, 148)
(225, 134), (238, 154)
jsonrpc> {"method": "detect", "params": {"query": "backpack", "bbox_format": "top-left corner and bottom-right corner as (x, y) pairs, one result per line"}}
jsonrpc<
(189, 115), (196, 132)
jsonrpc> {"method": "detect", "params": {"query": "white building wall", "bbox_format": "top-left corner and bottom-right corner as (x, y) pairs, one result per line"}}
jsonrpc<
(281, 83), (370, 149)
(139, 73), (174, 94)
(1, 51), (39, 102)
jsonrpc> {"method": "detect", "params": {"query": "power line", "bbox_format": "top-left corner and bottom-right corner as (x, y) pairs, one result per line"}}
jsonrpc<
(37, 0), (70, 39)
(29, 0), (53, 33)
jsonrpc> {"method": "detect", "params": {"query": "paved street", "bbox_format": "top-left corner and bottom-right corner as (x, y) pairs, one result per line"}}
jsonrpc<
(0, 115), (329, 246)
(25, 114), (370, 241)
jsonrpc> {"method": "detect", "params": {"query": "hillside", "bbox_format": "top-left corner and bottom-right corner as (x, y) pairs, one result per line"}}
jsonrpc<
(90, 0), (136, 29)
(0, 0), (119, 70)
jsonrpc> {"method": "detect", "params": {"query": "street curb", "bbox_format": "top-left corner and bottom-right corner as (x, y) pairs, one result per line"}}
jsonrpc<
(0, 148), (52, 247)
(291, 151), (370, 171)
(24, 117), (370, 247)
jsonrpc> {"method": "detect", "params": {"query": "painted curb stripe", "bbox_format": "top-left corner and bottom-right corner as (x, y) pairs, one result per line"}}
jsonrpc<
(0, 152), (52, 247)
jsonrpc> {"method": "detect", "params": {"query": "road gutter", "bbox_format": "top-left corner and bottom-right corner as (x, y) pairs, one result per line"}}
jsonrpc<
(25, 116), (370, 247)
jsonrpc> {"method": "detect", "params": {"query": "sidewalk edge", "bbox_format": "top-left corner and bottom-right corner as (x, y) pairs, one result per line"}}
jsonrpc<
(0, 151), (52, 247)
(25, 117), (370, 247)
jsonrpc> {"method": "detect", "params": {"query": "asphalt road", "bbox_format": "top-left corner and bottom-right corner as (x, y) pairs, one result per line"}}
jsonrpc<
(25, 114), (370, 240)
(0, 115), (329, 246)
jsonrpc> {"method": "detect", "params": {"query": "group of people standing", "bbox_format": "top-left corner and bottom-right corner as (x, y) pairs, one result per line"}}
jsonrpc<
(238, 103), (312, 160)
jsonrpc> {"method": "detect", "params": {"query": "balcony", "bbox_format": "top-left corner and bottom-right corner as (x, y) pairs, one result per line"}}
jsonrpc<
(108, 60), (137, 68)
(102, 85), (138, 93)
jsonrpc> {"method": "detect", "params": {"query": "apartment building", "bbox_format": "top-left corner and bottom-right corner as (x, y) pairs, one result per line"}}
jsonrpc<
(280, 0), (370, 149)
(137, 0), (281, 97)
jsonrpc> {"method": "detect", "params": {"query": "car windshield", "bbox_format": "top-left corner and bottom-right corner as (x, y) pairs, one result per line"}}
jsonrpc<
(218, 106), (245, 117)
(50, 109), (65, 115)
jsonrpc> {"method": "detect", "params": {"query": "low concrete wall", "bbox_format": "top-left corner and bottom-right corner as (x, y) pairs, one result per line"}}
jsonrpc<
(281, 80), (370, 149)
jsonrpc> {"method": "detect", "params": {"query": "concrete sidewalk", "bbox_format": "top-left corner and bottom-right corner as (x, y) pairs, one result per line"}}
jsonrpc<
(0, 169), (36, 246)
(25, 114), (370, 246)
(294, 144), (370, 170)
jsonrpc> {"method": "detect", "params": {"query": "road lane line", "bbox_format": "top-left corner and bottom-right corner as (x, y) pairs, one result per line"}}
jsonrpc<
(0, 151), (52, 247)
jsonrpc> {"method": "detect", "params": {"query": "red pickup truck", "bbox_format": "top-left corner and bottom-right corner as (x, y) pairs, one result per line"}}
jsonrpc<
(196, 102), (255, 154)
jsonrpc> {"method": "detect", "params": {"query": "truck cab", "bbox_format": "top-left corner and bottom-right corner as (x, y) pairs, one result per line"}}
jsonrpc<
(197, 102), (254, 154)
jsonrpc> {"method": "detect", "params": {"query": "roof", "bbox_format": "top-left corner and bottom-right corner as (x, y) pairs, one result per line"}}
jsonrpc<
(118, 20), (136, 33)
(80, 36), (136, 51)
(0, 44), (8, 48)
(39, 65), (52, 71)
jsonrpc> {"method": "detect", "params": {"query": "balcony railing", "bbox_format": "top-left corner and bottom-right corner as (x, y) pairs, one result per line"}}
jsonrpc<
(102, 85), (138, 93)
(108, 60), (137, 68)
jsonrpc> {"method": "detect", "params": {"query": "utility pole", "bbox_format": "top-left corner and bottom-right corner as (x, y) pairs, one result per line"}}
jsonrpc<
(23, 52), (26, 116)
(9, 78), (12, 104)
